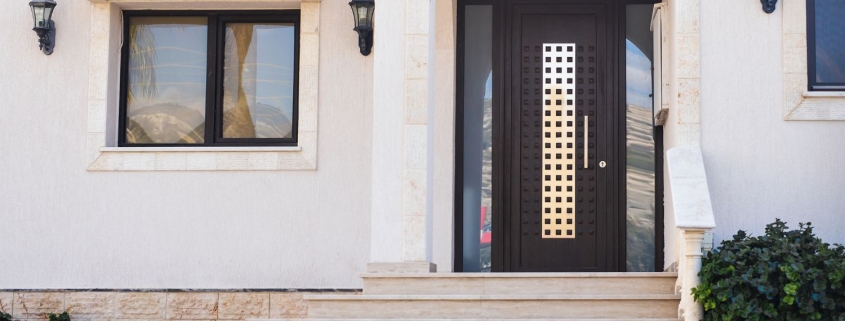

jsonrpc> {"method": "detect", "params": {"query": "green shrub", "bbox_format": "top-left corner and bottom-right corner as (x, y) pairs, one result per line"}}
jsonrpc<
(0, 310), (11, 321)
(692, 219), (845, 320)
(48, 312), (70, 321)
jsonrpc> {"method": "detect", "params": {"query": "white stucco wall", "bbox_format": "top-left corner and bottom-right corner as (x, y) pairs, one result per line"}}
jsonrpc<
(0, 0), (373, 289)
(700, 0), (845, 245)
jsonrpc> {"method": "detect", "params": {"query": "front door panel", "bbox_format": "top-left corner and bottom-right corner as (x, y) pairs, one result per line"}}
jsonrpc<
(506, 4), (616, 272)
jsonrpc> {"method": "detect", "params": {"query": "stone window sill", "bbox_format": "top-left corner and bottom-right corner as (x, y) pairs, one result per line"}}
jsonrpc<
(101, 146), (302, 153)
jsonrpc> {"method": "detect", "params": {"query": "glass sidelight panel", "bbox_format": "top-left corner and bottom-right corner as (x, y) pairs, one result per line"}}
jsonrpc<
(625, 4), (657, 272)
(461, 5), (493, 272)
(222, 23), (296, 139)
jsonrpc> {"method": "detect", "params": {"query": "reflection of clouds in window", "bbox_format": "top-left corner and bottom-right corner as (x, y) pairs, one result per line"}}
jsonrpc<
(626, 40), (652, 110)
(484, 71), (493, 100)
(126, 17), (208, 144)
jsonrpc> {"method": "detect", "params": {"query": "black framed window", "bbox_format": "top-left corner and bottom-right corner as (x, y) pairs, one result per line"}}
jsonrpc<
(807, 0), (845, 91)
(120, 11), (300, 147)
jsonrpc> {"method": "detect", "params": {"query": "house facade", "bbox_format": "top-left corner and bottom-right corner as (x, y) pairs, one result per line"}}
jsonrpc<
(0, 0), (844, 319)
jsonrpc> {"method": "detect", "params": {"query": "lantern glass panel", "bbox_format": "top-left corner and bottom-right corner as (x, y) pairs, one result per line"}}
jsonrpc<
(43, 6), (54, 27)
(32, 5), (44, 28)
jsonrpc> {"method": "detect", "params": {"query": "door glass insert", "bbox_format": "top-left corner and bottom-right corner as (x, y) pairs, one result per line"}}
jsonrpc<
(625, 4), (657, 272)
(461, 5), (493, 272)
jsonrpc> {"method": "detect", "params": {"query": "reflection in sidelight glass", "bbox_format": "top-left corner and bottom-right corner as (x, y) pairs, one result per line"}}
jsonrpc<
(462, 5), (493, 272)
(222, 23), (296, 139)
(813, 0), (845, 85)
(126, 17), (208, 144)
(625, 4), (656, 272)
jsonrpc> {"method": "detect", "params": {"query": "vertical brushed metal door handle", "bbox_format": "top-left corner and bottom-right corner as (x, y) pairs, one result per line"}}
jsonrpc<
(584, 115), (588, 169)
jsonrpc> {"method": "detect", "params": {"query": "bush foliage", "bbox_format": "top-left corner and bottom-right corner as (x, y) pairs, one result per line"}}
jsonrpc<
(48, 312), (70, 321)
(692, 219), (845, 320)
(0, 311), (11, 321)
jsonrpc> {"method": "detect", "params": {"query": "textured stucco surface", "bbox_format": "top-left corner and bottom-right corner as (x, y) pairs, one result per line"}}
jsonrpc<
(0, 0), (373, 288)
(700, 0), (845, 245)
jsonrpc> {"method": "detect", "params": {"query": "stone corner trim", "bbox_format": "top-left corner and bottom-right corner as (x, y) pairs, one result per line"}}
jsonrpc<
(1, 291), (358, 320)
(781, 0), (845, 121)
(85, 2), (321, 171)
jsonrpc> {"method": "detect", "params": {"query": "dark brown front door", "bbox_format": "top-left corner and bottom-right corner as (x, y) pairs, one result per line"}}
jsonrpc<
(501, 3), (620, 272)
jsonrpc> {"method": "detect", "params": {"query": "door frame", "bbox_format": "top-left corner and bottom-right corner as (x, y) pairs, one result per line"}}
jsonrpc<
(454, 0), (663, 273)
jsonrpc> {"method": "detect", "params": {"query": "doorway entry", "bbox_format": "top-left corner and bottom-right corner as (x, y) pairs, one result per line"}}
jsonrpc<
(455, 0), (662, 272)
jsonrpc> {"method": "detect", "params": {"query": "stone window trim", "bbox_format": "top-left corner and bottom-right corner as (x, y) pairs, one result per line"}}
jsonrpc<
(85, 0), (321, 171)
(782, 0), (845, 121)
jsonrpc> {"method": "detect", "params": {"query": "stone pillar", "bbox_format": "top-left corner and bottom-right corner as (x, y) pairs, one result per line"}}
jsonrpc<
(679, 229), (705, 321)
(369, 0), (436, 273)
(672, 0), (701, 146)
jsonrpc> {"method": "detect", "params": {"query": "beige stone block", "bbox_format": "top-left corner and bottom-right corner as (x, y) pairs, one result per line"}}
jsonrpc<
(297, 65), (319, 133)
(300, 3), (320, 34)
(403, 125), (427, 171)
(186, 153), (217, 171)
(299, 33), (320, 67)
(165, 293), (217, 320)
(783, 33), (807, 74)
(268, 293), (306, 318)
(66, 293), (114, 319)
(216, 152), (250, 170)
(677, 34), (700, 79)
(123, 153), (156, 171)
(402, 170), (426, 217)
(0, 292), (12, 314)
(248, 152), (280, 170)
(13, 293), (64, 319)
(115, 293), (165, 319)
(217, 293), (269, 320)
(155, 152), (187, 171)
(89, 153), (124, 171)
(405, 35), (429, 79)
(405, 0), (430, 35)
(783, 73), (808, 115)
(783, 0), (807, 35)
(677, 79), (700, 124)
(89, 32), (110, 67)
(87, 99), (107, 133)
(366, 262), (436, 273)
(279, 132), (317, 170)
(403, 216), (426, 261)
(676, 123), (702, 146)
(676, 0), (700, 34)
(87, 133), (106, 166)
(404, 79), (428, 125)
(88, 66), (109, 100)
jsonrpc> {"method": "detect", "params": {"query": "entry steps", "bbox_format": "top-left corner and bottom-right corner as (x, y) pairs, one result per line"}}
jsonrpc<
(305, 272), (681, 320)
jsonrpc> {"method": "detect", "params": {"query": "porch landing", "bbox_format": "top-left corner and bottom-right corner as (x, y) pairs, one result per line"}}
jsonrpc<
(305, 272), (681, 320)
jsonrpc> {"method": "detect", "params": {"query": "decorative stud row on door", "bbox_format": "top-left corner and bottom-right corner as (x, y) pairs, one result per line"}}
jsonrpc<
(541, 43), (576, 239)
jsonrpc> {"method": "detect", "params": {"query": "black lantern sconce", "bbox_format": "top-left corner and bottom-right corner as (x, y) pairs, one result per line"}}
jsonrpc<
(349, 0), (374, 56)
(29, 0), (57, 55)
(761, 0), (778, 13)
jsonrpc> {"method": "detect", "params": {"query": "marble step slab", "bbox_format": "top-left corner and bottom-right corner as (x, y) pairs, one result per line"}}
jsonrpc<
(306, 294), (680, 319)
(361, 273), (678, 295)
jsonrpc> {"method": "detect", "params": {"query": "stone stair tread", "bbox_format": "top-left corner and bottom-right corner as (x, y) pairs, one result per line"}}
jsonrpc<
(302, 318), (683, 321)
(307, 294), (681, 300)
(360, 272), (678, 278)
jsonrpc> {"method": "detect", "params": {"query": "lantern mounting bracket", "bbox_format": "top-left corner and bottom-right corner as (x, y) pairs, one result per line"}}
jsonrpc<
(761, 0), (778, 13)
(34, 21), (56, 55)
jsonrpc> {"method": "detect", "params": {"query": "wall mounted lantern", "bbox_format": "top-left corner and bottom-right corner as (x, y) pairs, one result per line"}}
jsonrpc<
(761, 0), (778, 13)
(29, 0), (57, 55)
(349, 0), (374, 56)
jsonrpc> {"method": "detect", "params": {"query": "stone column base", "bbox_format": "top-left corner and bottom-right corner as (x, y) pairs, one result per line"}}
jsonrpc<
(366, 262), (437, 273)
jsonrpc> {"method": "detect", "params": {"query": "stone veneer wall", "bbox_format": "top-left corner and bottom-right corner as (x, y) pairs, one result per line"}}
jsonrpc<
(0, 291), (358, 320)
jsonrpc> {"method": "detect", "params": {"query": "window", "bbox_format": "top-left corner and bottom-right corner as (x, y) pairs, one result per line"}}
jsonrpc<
(807, 0), (845, 91)
(120, 11), (300, 147)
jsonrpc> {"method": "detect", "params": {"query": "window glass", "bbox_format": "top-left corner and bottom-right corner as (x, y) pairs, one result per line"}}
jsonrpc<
(625, 4), (656, 272)
(222, 23), (296, 139)
(126, 17), (208, 144)
(461, 5), (493, 272)
(813, 0), (845, 86)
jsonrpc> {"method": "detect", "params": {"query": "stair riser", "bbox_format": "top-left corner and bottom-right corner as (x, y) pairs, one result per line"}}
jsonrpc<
(308, 299), (680, 319)
(363, 277), (676, 295)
